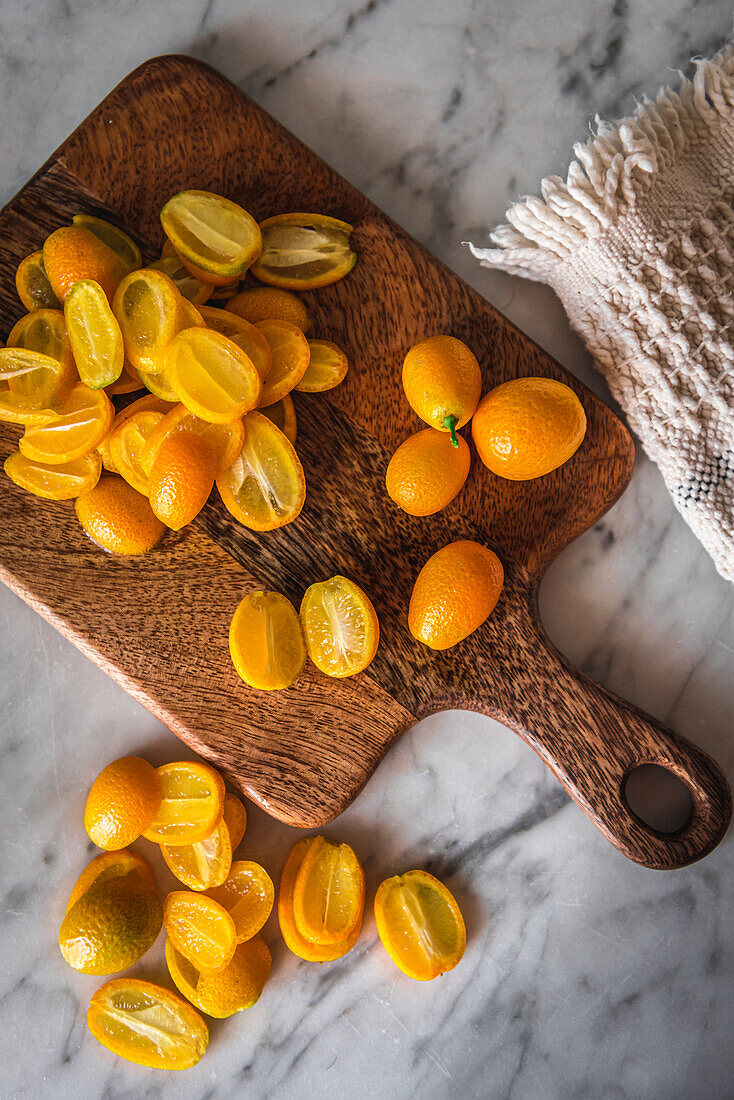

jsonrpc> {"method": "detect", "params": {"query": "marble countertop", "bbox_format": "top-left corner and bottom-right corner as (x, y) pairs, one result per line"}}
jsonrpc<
(2, 1), (734, 1097)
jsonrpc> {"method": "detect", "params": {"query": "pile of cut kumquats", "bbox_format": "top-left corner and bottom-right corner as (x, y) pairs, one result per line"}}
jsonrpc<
(63, 753), (466, 1069)
(3, 189), (591, 1071)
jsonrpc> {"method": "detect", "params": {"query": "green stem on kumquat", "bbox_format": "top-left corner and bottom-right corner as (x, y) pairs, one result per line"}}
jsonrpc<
(442, 414), (459, 448)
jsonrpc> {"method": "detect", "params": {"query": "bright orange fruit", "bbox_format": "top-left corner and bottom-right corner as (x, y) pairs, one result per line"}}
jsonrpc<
(43, 226), (127, 302)
(278, 838), (360, 962)
(20, 384), (114, 465)
(222, 792), (247, 850)
(229, 590), (306, 690)
(15, 251), (61, 311)
(216, 411), (305, 531)
(253, 319), (310, 406)
(163, 891), (236, 972)
(5, 450), (102, 501)
(166, 934), (271, 1018)
(143, 761), (225, 846)
(84, 755), (162, 849)
(109, 408), (167, 495)
(226, 287), (311, 331)
(472, 376), (587, 480)
(252, 213), (356, 289)
(292, 835), (365, 946)
(148, 429), (217, 530)
(402, 335), (482, 446)
(296, 339), (348, 392)
(386, 428), (470, 516)
(165, 327), (262, 423)
(198, 306), (272, 380)
(87, 979), (208, 1069)
(72, 215), (142, 273)
(75, 476), (167, 555)
(408, 540), (503, 650)
(65, 849), (155, 914)
(300, 576), (379, 678)
(374, 870), (466, 981)
(160, 819), (232, 891)
(161, 190), (262, 282)
(141, 402), (245, 477)
(205, 861), (273, 943)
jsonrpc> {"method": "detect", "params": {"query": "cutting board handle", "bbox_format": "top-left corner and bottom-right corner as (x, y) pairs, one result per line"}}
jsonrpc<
(489, 622), (732, 869)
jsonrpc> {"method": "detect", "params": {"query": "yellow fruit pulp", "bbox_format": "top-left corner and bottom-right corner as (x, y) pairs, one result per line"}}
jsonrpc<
(87, 979), (208, 1069)
(374, 870), (466, 981)
(19, 384), (114, 465)
(165, 934), (271, 1018)
(143, 760), (225, 845)
(252, 213), (356, 290)
(165, 327), (262, 423)
(228, 590), (306, 691)
(5, 450), (101, 501)
(296, 339), (348, 392)
(216, 411), (305, 531)
(300, 575), (379, 678)
(292, 835), (365, 945)
(163, 891), (236, 972)
(205, 860), (274, 943)
(161, 818), (233, 891)
(64, 279), (124, 389)
(161, 190), (262, 281)
(278, 838), (360, 962)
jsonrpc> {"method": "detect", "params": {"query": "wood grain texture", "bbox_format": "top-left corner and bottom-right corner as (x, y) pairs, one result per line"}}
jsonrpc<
(0, 55), (729, 868)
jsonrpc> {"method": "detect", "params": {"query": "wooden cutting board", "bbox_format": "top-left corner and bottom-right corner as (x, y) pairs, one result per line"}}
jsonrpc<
(0, 55), (729, 869)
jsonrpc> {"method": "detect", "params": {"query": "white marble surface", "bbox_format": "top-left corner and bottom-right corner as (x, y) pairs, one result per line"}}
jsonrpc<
(2, 2), (734, 1098)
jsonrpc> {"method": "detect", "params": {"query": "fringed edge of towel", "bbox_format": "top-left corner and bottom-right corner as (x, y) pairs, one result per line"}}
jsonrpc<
(465, 43), (734, 280)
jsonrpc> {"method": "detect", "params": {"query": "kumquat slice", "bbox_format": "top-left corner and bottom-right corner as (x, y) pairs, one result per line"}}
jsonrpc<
(143, 761), (225, 846)
(296, 339), (348, 393)
(165, 934), (271, 1018)
(374, 869), (466, 981)
(278, 838), (360, 962)
(87, 979), (208, 1070)
(163, 891), (236, 972)
(205, 861), (274, 943)
(217, 411), (305, 531)
(228, 590), (306, 691)
(252, 213), (356, 290)
(161, 190), (262, 283)
(64, 279), (124, 389)
(4, 449), (101, 501)
(165, 327), (262, 424)
(199, 306), (272, 381)
(292, 835), (365, 946)
(253, 319), (309, 407)
(300, 575), (380, 678)
(19, 384), (113, 465)
(15, 251), (61, 311)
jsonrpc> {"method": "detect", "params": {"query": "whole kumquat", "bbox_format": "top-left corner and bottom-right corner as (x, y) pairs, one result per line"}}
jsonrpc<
(148, 430), (217, 531)
(386, 428), (470, 516)
(408, 540), (504, 650)
(75, 477), (167, 555)
(43, 225), (127, 303)
(402, 335), (482, 447)
(84, 755), (162, 850)
(472, 376), (587, 480)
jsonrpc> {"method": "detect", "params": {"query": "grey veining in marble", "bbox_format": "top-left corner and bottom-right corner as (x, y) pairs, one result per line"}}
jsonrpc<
(2, 2), (734, 1098)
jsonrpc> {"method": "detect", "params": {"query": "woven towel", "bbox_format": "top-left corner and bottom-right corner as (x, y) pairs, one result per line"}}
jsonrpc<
(468, 45), (734, 581)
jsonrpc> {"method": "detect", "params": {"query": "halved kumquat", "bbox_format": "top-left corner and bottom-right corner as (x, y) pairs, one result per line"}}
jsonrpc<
(109, 408), (166, 495)
(198, 306), (272, 381)
(161, 818), (233, 891)
(253, 319), (309, 407)
(374, 869), (466, 981)
(260, 393), (297, 443)
(20, 384), (113, 465)
(143, 760), (225, 846)
(297, 339), (348, 393)
(205, 861), (273, 944)
(279, 838), (360, 962)
(217, 411), (305, 531)
(15, 251), (61, 311)
(252, 213), (356, 290)
(161, 190), (262, 282)
(229, 590), (306, 691)
(292, 835), (365, 946)
(163, 890), (236, 972)
(166, 934), (271, 1018)
(5, 449), (101, 501)
(222, 792), (247, 851)
(87, 979), (208, 1070)
(300, 576), (379, 678)
(64, 279), (124, 389)
(165, 327), (262, 424)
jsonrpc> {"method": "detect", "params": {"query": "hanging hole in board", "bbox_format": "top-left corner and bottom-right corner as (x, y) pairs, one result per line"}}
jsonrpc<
(624, 764), (693, 834)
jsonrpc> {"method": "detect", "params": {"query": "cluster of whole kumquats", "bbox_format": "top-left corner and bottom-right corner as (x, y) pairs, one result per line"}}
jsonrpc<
(62, 754), (466, 1069)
